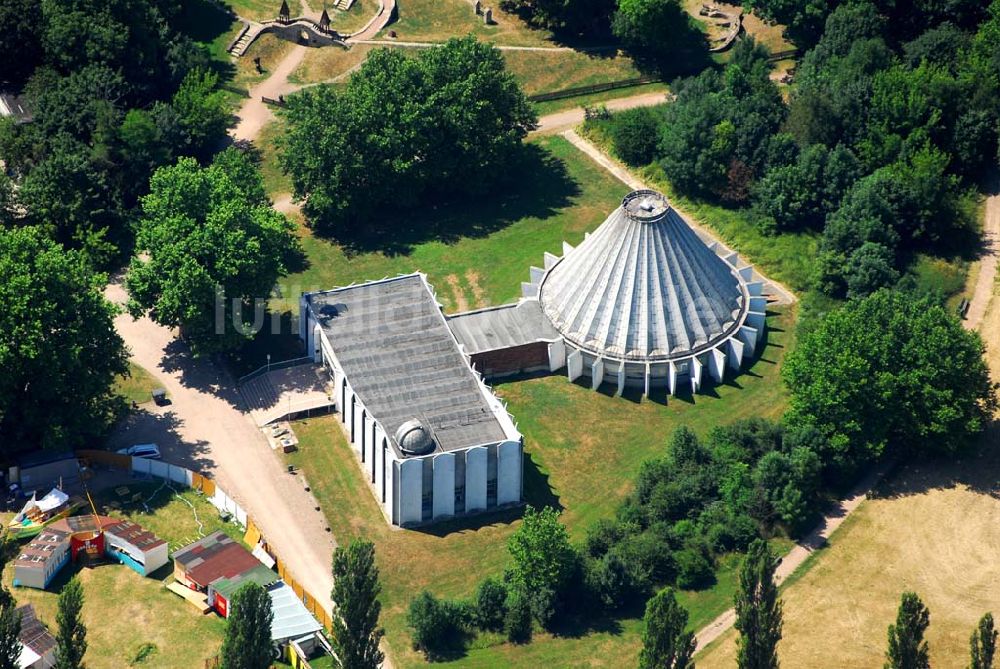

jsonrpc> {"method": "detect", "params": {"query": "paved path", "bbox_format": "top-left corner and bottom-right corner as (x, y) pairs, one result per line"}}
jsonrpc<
(562, 129), (797, 305)
(230, 44), (308, 143)
(104, 282), (337, 615)
(531, 90), (670, 135)
(693, 466), (886, 654)
(345, 0), (395, 41)
(965, 192), (999, 331)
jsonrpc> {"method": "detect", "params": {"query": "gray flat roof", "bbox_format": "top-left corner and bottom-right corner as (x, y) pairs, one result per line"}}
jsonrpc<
(305, 274), (508, 457)
(447, 300), (560, 355)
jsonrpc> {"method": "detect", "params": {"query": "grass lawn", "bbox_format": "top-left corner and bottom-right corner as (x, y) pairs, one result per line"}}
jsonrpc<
(270, 133), (633, 316)
(114, 361), (166, 406)
(532, 82), (670, 116)
(224, 0), (302, 22)
(332, 0), (382, 34)
(694, 425), (1000, 668)
(289, 44), (374, 84)
(286, 303), (796, 667)
(5, 483), (246, 668)
(381, 0), (556, 46)
(502, 49), (644, 97)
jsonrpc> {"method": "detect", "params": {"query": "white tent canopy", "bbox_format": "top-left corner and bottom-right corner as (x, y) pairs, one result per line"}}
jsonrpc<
(34, 489), (69, 514)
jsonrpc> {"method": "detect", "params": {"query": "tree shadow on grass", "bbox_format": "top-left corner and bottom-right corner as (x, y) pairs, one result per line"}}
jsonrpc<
(176, 0), (238, 83)
(313, 143), (582, 256)
(867, 422), (1000, 503)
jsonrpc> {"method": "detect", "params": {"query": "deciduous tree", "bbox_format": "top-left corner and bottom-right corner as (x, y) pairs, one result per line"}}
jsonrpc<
(126, 148), (296, 353)
(0, 227), (128, 451)
(783, 290), (997, 479)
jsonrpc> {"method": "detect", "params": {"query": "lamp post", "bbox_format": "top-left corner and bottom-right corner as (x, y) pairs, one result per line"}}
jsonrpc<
(267, 353), (271, 374)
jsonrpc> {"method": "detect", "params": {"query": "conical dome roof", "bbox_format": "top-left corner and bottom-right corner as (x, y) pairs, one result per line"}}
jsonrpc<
(538, 190), (748, 362)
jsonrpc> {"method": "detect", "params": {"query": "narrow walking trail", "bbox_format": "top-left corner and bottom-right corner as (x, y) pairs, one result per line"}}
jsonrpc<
(694, 466), (886, 653)
(965, 192), (999, 331)
(230, 44), (307, 143)
(532, 90), (669, 134)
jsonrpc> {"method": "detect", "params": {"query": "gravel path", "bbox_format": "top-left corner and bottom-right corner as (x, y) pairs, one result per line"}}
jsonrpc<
(230, 45), (308, 143)
(531, 90), (670, 135)
(694, 466), (886, 654)
(104, 282), (337, 615)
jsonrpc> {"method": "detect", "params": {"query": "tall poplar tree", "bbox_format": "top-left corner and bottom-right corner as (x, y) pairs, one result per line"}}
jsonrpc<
(639, 588), (695, 669)
(734, 539), (782, 669)
(885, 592), (930, 669)
(970, 612), (997, 669)
(220, 583), (274, 669)
(54, 578), (87, 669)
(331, 539), (384, 669)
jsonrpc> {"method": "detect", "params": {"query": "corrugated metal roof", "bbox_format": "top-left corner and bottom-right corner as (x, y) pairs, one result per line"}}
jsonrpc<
(268, 582), (323, 642)
(539, 190), (748, 362)
(447, 300), (560, 355)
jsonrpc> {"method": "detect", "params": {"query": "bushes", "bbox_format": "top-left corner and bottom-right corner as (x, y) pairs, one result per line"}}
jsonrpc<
(406, 591), (470, 659)
(474, 577), (507, 632)
(608, 107), (662, 166)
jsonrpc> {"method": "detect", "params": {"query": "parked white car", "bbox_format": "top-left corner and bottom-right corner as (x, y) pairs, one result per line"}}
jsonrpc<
(115, 443), (162, 460)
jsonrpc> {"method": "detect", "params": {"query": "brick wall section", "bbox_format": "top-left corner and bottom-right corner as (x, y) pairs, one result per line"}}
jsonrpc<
(470, 342), (550, 378)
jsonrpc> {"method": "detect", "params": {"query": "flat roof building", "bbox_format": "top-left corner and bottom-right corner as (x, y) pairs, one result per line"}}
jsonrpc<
(13, 529), (70, 590)
(300, 274), (523, 527)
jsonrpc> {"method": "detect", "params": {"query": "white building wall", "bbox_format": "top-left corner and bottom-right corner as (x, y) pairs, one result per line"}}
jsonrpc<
(397, 459), (423, 526)
(566, 349), (583, 381)
(383, 449), (395, 518)
(709, 348), (726, 383)
(497, 440), (522, 505)
(548, 339), (566, 371)
(432, 453), (456, 519)
(465, 446), (488, 513)
(728, 337), (745, 370)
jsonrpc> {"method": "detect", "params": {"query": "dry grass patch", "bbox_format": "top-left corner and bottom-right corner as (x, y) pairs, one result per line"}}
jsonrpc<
(381, 0), (556, 46)
(694, 430), (1000, 669)
(501, 49), (644, 96)
(290, 44), (373, 83)
(226, 0), (302, 22)
(235, 34), (299, 88)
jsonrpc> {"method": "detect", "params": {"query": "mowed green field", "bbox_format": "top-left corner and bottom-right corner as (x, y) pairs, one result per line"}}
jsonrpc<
(288, 304), (795, 668)
(271, 134), (632, 315)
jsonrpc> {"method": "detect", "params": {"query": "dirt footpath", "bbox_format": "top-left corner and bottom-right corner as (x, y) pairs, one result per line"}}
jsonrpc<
(965, 192), (999, 331)
(231, 45), (308, 143)
(104, 282), (336, 614)
(531, 90), (670, 135)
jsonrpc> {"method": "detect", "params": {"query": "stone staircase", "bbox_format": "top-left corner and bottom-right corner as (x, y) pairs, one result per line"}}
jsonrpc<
(334, 0), (354, 10)
(228, 23), (263, 57)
